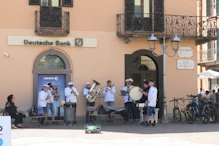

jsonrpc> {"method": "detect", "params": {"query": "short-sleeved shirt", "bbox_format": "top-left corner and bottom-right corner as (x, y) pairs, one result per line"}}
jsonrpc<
(137, 88), (149, 103)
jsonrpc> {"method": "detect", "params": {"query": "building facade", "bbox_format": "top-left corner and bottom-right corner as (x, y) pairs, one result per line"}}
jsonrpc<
(0, 0), (215, 119)
(198, 0), (219, 90)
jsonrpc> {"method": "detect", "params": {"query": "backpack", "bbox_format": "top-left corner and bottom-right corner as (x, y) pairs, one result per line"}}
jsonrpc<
(29, 105), (38, 117)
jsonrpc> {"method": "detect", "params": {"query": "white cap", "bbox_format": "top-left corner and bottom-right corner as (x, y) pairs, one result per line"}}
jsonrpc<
(68, 82), (74, 86)
(43, 84), (49, 88)
(125, 78), (134, 82)
(86, 82), (90, 85)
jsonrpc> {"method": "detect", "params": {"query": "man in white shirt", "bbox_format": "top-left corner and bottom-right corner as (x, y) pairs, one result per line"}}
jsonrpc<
(38, 84), (50, 123)
(122, 78), (135, 121)
(84, 82), (94, 123)
(47, 83), (56, 124)
(147, 80), (158, 126)
(103, 80), (116, 108)
(65, 82), (79, 124)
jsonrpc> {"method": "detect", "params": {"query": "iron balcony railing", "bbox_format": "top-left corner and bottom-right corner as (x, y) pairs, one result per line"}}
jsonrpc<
(117, 13), (218, 39)
(198, 48), (219, 63)
(35, 9), (70, 36)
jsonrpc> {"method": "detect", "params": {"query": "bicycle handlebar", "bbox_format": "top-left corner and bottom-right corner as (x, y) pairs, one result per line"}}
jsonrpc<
(169, 97), (184, 102)
(186, 94), (198, 98)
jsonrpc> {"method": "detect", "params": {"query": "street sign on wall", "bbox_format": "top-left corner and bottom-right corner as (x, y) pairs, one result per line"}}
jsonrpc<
(177, 60), (194, 70)
(178, 47), (193, 57)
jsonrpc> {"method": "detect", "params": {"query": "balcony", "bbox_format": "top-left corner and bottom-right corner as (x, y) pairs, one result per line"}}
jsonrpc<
(35, 9), (70, 36)
(117, 13), (218, 44)
(198, 48), (219, 66)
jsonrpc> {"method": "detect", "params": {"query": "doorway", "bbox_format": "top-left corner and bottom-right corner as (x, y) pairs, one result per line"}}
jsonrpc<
(125, 49), (163, 118)
(33, 49), (72, 119)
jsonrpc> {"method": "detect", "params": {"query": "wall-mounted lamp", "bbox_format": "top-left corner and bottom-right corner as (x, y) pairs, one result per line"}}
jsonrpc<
(3, 52), (9, 57)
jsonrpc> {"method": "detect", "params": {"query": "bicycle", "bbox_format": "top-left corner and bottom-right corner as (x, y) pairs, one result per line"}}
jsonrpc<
(170, 97), (194, 124)
(186, 94), (209, 124)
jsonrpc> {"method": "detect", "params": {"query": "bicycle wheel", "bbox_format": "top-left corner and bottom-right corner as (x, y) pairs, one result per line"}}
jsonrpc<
(208, 108), (217, 123)
(200, 105), (210, 124)
(185, 109), (194, 124)
(173, 107), (181, 123)
(186, 104), (196, 122)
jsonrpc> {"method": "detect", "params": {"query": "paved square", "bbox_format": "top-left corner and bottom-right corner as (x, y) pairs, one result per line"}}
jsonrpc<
(11, 122), (219, 146)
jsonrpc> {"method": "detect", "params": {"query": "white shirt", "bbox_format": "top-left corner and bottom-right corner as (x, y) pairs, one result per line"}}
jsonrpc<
(103, 86), (116, 102)
(38, 90), (49, 107)
(65, 86), (79, 103)
(83, 88), (90, 96)
(122, 85), (134, 103)
(148, 86), (158, 107)
(47, 89), (54, 103)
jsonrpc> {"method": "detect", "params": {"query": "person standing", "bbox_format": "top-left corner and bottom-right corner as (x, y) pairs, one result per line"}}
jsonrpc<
(65, 82), (79, 124)
(47, 83), (56, 124)
(210, 90), (217, 104)
(103, 80), (116, 108)
(147, 80), (158, 126)
(84, 82), (95, 123)
(122, 78), (135, 121)
(139, 81), (149, 124)
(38, 84), (50, 124)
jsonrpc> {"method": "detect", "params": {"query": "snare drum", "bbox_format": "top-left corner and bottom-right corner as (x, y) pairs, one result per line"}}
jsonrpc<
(136, 103), (146, 108)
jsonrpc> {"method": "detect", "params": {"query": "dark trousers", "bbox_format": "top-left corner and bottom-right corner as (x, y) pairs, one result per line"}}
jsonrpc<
(11, 113), (24, 125)
(125, 102), (135, 120)
(74, 103), (77, 122)
(86, 101), (95, 122)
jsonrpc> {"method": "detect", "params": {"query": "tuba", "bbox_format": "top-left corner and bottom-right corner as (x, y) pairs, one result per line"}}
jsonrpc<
(86, 80), (101, 102)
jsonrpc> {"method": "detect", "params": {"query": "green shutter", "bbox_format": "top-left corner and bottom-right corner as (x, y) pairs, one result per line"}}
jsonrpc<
(217, 29), (219, 60)
(207, 0), (210, 16)
(217, 0), (219, 14)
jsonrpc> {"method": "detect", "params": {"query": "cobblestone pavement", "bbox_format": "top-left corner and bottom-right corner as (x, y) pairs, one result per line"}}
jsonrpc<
(12, 122), (219, 146)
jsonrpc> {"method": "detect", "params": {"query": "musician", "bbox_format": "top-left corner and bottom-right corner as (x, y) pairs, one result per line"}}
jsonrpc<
(147, 80), (158, 126)
(103, 80), (116, 108)
(38, 84), (50, 124)
(65, 82), (79, 124)
(139, 81), (149, 124)
(122, 78), (135, 121)
(83, 82), (94, 123)
(47, 83), (56, 124)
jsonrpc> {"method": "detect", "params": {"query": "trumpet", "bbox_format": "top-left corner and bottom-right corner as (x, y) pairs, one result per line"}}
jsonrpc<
(107, 84), (115, 90)
(71, 89), (77, 97)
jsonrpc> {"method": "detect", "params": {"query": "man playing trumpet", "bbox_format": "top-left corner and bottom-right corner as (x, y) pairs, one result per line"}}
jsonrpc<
(103, 80), (116, 108)
(65, 82), (79, 124)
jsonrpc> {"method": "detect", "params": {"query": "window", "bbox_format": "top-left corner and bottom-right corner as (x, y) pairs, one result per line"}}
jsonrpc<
(41, 0), (48, 6)
(140, 56), (156, 70)
(29, 0), (40, 5)
(62, 0), (73, 7)
(134, 0), (150, 18)
(30, 0), (73, 7)
(38, 55), (65, 69)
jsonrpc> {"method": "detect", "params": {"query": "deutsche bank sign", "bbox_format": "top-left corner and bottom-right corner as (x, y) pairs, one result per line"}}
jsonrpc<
(0, 117), (11, 146)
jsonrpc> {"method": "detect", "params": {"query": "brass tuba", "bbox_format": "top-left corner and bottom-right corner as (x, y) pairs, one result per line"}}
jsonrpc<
(86, 80), (101, 102)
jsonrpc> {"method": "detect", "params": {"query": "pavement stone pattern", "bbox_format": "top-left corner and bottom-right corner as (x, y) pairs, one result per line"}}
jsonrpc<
(11, 122), (219, 146)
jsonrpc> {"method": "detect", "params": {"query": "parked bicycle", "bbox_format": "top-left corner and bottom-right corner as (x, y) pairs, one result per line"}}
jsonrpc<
(186, 94), (209, 124)
(170, 97), (193, 124)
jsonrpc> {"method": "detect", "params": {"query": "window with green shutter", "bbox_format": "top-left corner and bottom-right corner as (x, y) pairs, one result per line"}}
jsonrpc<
(217, 0), (219, 14)
(206, 0), (210, 16)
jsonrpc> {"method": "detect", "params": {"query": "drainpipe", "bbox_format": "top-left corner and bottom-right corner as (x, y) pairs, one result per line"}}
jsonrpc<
(199, 0), (203, 88)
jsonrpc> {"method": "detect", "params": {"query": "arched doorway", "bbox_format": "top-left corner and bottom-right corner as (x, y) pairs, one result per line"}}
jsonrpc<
(33, 49), (72, 117)
(125, 49), (164, 118)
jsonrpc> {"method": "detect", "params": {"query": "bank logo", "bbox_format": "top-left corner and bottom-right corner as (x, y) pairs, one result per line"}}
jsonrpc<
(54, 76), (59, 81)
(44, 76), (59, 81)
(75, 38), (83, 46)
(0, 138), (3, 146)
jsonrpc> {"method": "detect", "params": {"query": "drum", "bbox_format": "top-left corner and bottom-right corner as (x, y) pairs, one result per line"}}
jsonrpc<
(136, 103), (146, 108)
(129, 86), (143, 101)
(120, 90), (126, 96)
